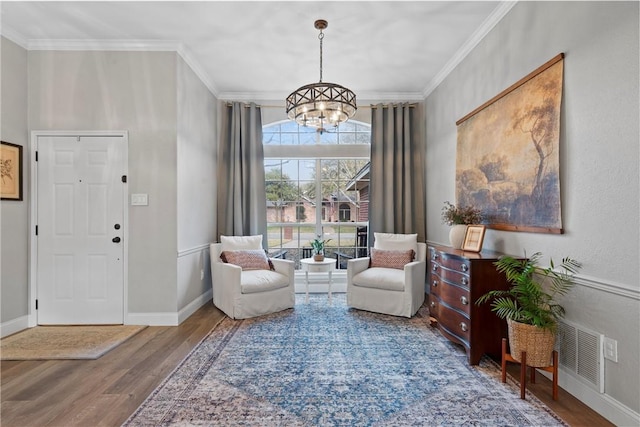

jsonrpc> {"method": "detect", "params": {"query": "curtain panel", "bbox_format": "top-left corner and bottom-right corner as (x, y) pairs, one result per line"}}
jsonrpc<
(369, 103), (426, 242)
(217, 102), (267, 246)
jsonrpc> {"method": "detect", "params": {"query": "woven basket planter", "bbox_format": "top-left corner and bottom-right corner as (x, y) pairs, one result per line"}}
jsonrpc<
(507, 318), (556, 367)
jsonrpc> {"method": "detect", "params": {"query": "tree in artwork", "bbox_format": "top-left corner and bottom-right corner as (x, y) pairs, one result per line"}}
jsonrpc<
(455, 56), (564, 232)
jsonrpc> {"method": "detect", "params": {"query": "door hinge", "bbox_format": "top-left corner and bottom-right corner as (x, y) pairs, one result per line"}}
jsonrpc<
(35, 299), (38, 310)
(35, 151), (38, 161)
(35, 225), (38, 236)
(121, 175), (127, 183)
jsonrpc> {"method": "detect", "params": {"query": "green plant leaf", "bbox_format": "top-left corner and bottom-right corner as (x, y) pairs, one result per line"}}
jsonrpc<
(478, 252), (581, 331)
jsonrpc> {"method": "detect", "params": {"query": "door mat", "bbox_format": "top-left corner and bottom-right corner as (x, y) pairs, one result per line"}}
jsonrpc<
(1, 325), (147, 360)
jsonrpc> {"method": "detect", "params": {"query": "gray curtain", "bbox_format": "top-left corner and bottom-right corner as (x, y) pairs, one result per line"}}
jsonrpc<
(369, 103), (426, 242)
(217, 102), (267, 246)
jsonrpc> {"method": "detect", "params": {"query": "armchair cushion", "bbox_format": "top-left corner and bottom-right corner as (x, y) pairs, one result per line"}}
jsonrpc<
(351, 267), (405, 292)
(220, 235), (263, 251)
(240, 270), (291, 294)
(220, 249), (274, 271)
(373, 232), (418, 253)
(369, 248), (415, 270)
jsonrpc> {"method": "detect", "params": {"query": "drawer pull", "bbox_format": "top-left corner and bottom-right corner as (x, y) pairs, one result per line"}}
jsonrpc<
(430, 301), (436, 308)
(432, 253), (439, 260)
(460, 296), (468, 305)
(432, 265), (438, 271)
(460, 264), (468, 272)
(432, 280), (438, 287)
(461, 277), (468, 286)
(460, 322), (468, 332)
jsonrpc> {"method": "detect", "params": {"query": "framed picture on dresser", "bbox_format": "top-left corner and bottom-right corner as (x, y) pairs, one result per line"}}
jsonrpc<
(462, 225), (485, 252)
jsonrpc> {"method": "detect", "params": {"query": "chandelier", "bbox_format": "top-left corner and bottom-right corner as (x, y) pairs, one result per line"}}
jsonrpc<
(286, 19), (357, 133)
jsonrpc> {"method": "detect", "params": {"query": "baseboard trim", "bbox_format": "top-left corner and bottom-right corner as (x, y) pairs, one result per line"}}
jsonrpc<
(126, 290), (213, 326)
(178, 289), (213, 324)
(557, 368), (640, 426)
(126, 312), (179, 326)
(0, 315), (30, 338)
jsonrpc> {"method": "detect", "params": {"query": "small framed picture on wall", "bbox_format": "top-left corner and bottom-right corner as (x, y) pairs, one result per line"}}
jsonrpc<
(1, 141), (23, 201)
(462, 225), (486, 252)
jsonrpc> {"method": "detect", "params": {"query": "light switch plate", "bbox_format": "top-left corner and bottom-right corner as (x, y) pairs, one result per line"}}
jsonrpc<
(131, 193), (148, 206)
(603, 336), (618, 362)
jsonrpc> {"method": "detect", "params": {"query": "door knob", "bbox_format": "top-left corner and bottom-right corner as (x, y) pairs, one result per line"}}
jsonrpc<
(112, 237), (121, 243)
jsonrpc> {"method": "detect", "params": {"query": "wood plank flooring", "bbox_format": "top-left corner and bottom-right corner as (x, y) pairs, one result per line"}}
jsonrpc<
(1, 301), (613, 426)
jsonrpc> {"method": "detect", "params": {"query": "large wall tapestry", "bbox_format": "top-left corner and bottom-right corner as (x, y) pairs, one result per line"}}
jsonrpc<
(456, 54), (564, 234)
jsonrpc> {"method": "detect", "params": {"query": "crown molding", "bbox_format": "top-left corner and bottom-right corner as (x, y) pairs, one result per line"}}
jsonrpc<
(355, 91), (426, 102)
(176, 45), (219, 98)
(423, 1), (517, 98)
(0, 33), (220, 97)
(220, 90), (425, 103)
(219, 91), (287, 102)
(25, 39), (181, 52)
(0, 23), (29, 49)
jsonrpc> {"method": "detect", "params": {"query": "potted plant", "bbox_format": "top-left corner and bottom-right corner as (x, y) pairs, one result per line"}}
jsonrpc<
(476, 252), (581, 367)
(310, 236), (331, 262)
(441, 201), (483, 249)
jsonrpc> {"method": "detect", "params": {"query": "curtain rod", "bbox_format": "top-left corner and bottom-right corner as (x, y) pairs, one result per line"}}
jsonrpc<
(369, 103), (418, 109)
(225, 103), (419, 109)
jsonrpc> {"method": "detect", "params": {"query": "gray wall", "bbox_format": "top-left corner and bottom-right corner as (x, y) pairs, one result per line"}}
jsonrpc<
(0, 37), (29, 325)
(425, 1), (639, 419)
(28, 50), (179, 314)
(176, 56), (217, 311)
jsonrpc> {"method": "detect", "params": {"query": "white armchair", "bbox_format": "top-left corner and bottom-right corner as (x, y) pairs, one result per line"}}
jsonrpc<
(210, 235), (295, 319)
(347, 233), (426, 318)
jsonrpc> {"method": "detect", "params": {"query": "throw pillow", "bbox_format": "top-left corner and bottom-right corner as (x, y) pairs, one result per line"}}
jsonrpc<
(373, 232), (418, 253)
(220, 249), (274, 271)
(220, 235), (263, 251)
(369, 248), (415, 270)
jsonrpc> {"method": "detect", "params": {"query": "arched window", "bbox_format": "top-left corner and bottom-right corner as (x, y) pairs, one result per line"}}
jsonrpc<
(263, 120), (370, 269)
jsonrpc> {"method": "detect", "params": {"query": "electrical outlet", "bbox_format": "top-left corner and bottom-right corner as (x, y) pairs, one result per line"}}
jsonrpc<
(200, 269), (204, 280)
(603, 337), (618, 362)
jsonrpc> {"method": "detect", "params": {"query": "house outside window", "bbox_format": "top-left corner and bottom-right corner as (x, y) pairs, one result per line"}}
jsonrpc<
(263, 120), (370, 269)
(339, 203), (351, 221)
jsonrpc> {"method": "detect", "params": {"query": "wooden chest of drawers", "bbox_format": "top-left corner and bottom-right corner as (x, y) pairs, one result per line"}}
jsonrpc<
(428, 244), (513, 365)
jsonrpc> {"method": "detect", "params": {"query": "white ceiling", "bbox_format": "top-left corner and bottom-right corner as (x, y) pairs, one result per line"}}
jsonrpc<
(0, 1), (514, 101)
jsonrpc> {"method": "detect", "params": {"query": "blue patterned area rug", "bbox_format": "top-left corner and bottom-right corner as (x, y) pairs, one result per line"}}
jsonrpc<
(124, 294), (567, 426)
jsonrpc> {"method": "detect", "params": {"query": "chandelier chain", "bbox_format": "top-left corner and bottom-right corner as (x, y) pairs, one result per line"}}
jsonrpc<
(318, 30), (324, 83)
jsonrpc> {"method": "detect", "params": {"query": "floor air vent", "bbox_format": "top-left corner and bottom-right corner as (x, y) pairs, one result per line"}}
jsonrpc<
(556, 320), (604, 393)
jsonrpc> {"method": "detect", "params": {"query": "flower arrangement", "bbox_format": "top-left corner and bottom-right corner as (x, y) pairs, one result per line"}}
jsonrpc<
(441, 201), (483, 225)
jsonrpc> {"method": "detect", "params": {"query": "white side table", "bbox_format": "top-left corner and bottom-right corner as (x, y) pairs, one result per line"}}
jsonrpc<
(300, 257), (336, 303)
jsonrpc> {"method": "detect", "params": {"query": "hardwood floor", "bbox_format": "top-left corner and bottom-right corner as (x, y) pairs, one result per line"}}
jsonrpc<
(1, 304), (224, 427)
(1, 301), (613, 427)
(502, 362), (614, 427)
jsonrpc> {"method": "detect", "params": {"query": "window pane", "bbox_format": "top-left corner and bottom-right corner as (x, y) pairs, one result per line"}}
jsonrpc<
(319, 132), (337, 145)
(263, 120), (370, 269)
(338, 132), (356, 144)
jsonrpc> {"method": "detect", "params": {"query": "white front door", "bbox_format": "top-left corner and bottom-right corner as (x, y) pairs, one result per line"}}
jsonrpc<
(36, 135), (126, 324)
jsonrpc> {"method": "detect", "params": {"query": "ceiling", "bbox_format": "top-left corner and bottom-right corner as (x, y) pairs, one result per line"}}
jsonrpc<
(1, 1), (513, 101)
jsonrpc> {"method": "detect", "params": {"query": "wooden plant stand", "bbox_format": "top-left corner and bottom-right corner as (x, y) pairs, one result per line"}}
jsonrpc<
(501, 338), (559, 400)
